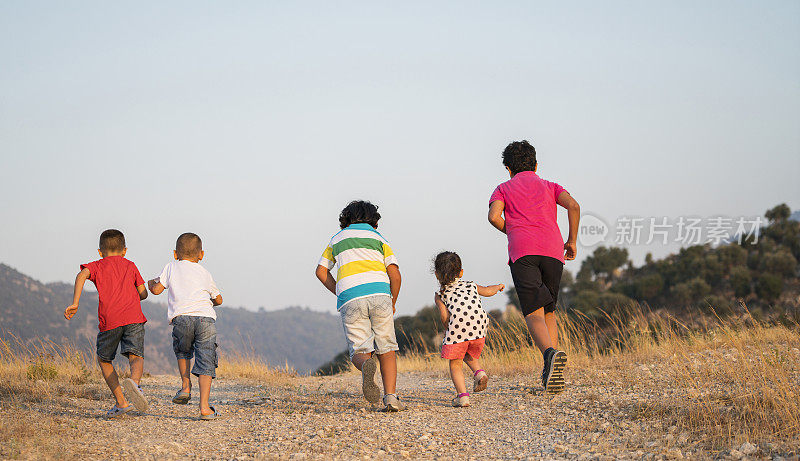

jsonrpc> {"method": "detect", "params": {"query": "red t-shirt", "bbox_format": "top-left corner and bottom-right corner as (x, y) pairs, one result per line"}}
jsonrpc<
(490, 171), (567, 263)
(81, 256), (147, 332)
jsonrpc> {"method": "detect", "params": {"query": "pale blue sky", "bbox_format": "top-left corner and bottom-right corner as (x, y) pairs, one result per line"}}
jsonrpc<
(1, 1), (798, 315)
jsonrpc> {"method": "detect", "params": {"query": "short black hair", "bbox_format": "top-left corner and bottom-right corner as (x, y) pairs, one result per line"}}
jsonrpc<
(339, 200), (381, 229)
(176, 233), (203, 259)
(99, 229), (126, 253)
(502, 140), (537, 174)
(433, 251), (462, 293)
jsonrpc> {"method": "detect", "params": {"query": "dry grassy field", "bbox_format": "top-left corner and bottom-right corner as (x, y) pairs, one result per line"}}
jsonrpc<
(1, 306), (798, 459)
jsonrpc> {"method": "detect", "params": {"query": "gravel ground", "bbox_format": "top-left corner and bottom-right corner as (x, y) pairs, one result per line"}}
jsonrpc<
(4, 367), (798, 460)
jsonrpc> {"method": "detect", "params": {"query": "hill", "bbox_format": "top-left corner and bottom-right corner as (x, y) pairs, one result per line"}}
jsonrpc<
(0, 264), (345, 374)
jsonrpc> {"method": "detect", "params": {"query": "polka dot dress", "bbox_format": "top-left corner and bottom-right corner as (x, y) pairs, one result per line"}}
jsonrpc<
(439, 279), (488, 345)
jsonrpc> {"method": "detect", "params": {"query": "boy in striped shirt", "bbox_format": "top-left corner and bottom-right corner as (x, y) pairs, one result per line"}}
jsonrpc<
(315, 200), (404, 411)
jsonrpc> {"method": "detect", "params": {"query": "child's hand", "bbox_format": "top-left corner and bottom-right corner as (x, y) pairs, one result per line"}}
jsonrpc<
(64, 304), (78, 320)
(496, 284), (505, 293)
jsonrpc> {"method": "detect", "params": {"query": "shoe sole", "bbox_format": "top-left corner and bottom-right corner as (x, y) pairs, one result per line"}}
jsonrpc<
(545, 351), (567, 394)
(361, 358), (381, 404)
(121, 378), (149, 412)
(473, 374), (488, 393)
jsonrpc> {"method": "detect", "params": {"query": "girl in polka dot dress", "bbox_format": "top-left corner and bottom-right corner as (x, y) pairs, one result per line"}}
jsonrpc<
(434, 251), (505, 407)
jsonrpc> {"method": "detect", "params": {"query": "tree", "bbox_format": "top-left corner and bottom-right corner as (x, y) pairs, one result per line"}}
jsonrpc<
(765, 203), (791, 223)
(586, 246), (629, 281)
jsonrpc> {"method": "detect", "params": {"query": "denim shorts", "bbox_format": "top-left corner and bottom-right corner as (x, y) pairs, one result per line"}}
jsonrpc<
(172, 315), (218, 378)
(340, 295), (399, 359)
(96, 322), (145, 362)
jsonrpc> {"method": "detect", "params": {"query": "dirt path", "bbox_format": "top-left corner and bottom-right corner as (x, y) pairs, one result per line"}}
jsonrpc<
(4, 370), (735, 460)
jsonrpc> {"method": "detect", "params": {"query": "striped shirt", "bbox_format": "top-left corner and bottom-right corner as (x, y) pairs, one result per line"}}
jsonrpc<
(318, 223), (399, 311)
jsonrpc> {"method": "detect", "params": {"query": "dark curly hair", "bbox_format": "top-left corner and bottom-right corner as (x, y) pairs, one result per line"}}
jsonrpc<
(339, 200), (381, 229)
(502, 140), (537, 174)
(433, 251), (462, 293)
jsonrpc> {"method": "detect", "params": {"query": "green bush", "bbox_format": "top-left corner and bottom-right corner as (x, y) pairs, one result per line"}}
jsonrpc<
(756, 274), (783, 302)
(27, 358), (57, 381)
(729, 266), (752, 298)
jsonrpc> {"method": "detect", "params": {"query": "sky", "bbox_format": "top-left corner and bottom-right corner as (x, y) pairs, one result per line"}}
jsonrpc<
(1, 1), (798, 316)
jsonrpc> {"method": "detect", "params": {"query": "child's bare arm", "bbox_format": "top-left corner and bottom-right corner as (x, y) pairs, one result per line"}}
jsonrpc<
(136, 284), (148, 300)
(477, 283), (505, 297)
(387, 264), (401, 313)
(64, 268), (91, 320)
(315, 265), (337, 295)
(434, 293), (449, 325)
(211, 294), (223, 306)
(488, 201), (506, 234)
(557, 191), (580, 260)
(148, 278), (165, 295)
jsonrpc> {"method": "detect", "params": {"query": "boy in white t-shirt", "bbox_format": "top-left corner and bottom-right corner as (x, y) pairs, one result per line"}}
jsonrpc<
(148, 232), (222, 420)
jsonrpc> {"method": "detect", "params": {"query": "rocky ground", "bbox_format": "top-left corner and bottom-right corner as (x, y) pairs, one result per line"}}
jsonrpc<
(3, 366), (797, 460)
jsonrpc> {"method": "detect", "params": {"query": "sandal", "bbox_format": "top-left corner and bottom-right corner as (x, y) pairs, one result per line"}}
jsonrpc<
(106, 404), (134, 418)
(172, 390), (191, 405)
(121, 378), (149, 412)
(200, 406), (218, 421)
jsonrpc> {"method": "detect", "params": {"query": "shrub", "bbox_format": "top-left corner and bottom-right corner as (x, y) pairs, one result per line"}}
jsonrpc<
(729, 266), (752, 298)
(756, 273), (783, 302)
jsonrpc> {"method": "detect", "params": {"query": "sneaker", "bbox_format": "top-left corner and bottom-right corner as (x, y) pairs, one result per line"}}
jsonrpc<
(452, 393), (471, 407)
(543, 349), (567, 394)
(121, 378), (149, 412)
(473, 370), (488, 393)
(361, 355), (381, 404)
(382, 394), (406, 412)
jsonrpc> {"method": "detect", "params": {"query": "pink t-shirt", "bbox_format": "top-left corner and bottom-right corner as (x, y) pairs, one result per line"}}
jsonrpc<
(489, 171), (567, 263)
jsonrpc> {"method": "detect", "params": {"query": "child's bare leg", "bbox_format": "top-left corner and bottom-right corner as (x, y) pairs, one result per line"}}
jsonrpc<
(376, 351), (397, 395)
(177, 359), (192, 392)
(98, 358), (128, 407)
(524, 308), (554, 354)
(463, 353), (482, 373)
(198, 375), (213, 416)
(449, 359), (467, 394)
(351, 352), (372, 371)
(127, 354), (144, 386)
(544, 311), (558, 348)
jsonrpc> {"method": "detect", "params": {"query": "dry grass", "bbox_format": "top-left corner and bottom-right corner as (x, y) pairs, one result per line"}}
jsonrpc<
(217, 351), (298, 385)
(396, 304), (800, 450)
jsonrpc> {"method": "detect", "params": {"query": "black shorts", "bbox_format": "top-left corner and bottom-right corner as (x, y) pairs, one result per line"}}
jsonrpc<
(509, 255), (564, 316)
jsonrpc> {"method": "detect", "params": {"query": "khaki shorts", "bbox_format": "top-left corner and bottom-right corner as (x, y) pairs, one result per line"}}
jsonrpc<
(340, 295), (399, 358)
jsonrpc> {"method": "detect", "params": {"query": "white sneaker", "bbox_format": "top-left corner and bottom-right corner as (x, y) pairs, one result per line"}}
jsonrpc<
(452, 393), (471, 407)
(383, 394), (406, 412)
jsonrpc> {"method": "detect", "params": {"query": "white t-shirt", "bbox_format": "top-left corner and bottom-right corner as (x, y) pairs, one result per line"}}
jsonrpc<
(157, 260), (221, 322)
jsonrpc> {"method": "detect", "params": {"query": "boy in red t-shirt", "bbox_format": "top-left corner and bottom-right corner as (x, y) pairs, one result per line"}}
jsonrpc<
(64, 229), (150, 417)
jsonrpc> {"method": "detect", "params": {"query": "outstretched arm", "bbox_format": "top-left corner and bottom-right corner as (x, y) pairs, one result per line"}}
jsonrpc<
(557, 191), (581, 260)
(488, 200), (506, 234)
(434, 293), (449, 325)
(64, 268), (91, 320)
(477, 284), (505, 297)
(315, 265), (337, 295)
(387, 264), (401, 313)
(136, 283), (148, 300)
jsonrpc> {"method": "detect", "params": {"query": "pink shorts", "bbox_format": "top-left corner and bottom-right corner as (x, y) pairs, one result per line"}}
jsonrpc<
(440, 337), (486, 360)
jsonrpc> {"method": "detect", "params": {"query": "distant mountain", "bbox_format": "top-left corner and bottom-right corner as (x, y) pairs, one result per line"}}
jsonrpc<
(791, 210), (800, 222)
(0, 263), (345, 374)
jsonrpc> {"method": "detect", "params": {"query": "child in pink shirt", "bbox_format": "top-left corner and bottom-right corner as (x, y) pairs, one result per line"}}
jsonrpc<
(488, 140), (581, 394)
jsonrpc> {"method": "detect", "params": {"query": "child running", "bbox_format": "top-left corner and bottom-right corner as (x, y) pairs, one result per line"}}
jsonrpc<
(63, 229), (150, 417)
(488, 140), (581, 393)
(148, 232), (222, 420)
(433, 251), (504, 407)
(315, 200), (404, 411)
